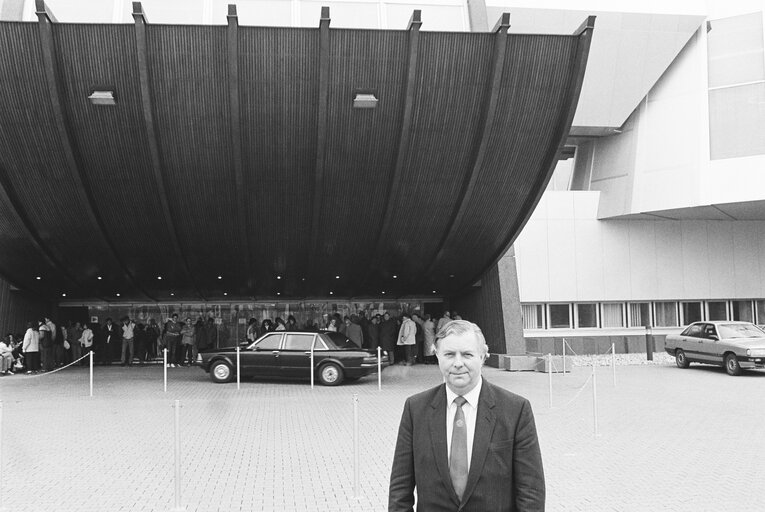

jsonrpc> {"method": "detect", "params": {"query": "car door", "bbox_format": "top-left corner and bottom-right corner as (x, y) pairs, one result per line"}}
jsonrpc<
(678, 324), (703, 361)
(278, 333), (317, 376)
(245, 333), (283, 375)
(697, 324), (719, 363)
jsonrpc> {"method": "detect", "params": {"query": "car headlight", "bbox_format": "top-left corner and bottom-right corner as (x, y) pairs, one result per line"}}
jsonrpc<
(747, 349), (765, 357)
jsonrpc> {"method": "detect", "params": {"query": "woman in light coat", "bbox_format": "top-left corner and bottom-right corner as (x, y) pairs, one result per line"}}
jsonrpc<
(397, 312), (417, 366)
(22, 321), (40, 374)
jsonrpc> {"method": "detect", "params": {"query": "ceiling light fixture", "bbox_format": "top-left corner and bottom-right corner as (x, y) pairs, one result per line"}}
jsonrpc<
(276, 275), (282, 280)
(36, 276), (41, 280)
(157, 276), (162, 280)
(393, 275), (398, 279)
(170, 292), (175, 296)
(353, 92), (378, 109)
(116, 293), (121, 297)
(61, 293), (66, 297)
(218, 275), (222, 280)
(88, 89), (116, 106)
(329, 291), (334, 295)
(224, 292), (228, 296)
(335, 275), (340, 279)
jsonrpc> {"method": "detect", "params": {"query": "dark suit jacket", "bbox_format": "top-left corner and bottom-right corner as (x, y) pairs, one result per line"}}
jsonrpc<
(389, 379), (545, 512)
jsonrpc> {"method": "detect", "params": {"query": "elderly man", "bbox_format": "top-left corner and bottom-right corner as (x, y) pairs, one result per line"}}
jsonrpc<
(389, 320), (545, 511)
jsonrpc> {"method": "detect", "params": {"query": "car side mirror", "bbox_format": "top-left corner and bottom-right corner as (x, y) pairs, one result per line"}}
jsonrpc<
(710, 335), (718, 341)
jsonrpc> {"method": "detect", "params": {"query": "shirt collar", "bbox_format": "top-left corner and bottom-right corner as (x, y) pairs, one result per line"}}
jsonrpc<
(445, 376), (483, 409)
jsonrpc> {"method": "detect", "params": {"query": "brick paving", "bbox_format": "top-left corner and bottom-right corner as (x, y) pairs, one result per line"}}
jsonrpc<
(1, 360), (764, 511)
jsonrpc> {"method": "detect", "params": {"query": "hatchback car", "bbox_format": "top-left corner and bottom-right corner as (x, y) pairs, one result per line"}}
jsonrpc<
(664, 321), (765, 375)
(200, 331), (389, 385)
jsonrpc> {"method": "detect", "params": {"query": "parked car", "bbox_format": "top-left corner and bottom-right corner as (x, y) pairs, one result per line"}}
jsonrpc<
(200, 331), (389, 385)
(664, 321), (765, 376)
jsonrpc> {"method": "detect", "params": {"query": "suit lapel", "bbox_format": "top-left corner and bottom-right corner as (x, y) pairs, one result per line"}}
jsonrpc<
(462, 380), (497, 504)
(428, 384), (461, 507)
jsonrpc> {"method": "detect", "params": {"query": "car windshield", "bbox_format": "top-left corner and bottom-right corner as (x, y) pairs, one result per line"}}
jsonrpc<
(321, 331), (360, 349)
(717, 323), (765, 339)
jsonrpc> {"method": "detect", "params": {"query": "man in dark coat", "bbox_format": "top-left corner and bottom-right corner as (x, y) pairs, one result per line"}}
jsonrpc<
(379, 312), (398, 364)
(389, 320), (544, 512)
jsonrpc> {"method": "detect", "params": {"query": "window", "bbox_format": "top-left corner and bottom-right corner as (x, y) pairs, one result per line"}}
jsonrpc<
(706, 301), (728, 321)
(575, 303), (598, 328)
(681, 302), (702, 325)
(628, 302), (652, 327)
(284, 333), (315, 351)
(732, 300), (754, 322)
(601, 303), (625, 328)
(522, 304), (545, 329)
(548, 304), (571, 329)
(654, 302), (678, 327)
(755, 300), (765, 324)
(254, 333), (282, 350)
(707, 13), (765, 159)
(681, 324), (703, 338)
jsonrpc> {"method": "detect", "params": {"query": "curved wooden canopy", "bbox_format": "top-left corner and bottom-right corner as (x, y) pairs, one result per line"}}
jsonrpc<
(0, 3), (593, 302)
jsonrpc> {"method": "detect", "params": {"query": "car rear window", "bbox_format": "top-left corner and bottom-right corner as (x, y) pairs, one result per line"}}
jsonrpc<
(717, 323), (765, 339)
(321, 331), (359, 349)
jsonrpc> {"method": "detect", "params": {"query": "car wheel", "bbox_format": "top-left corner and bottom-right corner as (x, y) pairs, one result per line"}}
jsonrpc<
(724, 353), (742, 376)
(210, 360), (233, 383)
(675, 349), (690, 368)
(318, 362), (344, 386)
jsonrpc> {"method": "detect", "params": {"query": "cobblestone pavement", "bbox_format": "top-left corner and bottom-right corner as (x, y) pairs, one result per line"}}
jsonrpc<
(1, 360), (764, 511)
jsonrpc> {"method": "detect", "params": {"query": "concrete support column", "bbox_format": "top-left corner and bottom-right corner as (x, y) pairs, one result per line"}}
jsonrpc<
(497, 245), (525, 355)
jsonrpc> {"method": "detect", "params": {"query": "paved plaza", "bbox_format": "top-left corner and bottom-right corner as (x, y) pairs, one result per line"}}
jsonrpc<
(1, 360), (764, 511)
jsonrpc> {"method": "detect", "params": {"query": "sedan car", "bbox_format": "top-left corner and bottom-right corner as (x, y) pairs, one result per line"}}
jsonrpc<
(200, 330), (389, 385)
(664, 321), (765, 375)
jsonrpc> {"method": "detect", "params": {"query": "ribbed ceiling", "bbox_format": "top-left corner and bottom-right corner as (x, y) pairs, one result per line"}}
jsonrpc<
(0, 4), (593, 302)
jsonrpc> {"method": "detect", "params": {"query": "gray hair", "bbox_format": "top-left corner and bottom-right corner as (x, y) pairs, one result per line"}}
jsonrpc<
(435, 320), (489, 358)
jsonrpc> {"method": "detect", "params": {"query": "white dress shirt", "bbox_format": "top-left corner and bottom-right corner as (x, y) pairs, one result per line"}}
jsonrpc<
(446, 377), (483, 473)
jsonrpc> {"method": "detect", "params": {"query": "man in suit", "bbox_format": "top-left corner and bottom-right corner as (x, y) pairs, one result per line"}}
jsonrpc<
(389, 320), (544, 511)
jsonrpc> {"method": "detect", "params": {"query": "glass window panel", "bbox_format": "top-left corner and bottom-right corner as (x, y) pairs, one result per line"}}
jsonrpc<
(681, 302), (702, 325)
(254, 333), (282, 350)
(601, 303), (624, 328)
(709, 83), (765, 160)
(284, 333), (315, 351)
(548, 304), (571, 329)
(576, 303), (598, 328)
(733, 300), (754, 322)
(707, 301), (728, 321)
(654, 302), (678, 327)
(628, 302), (651, 327)
(707, 13), (765, 88)
(522, 304), (544, 329)
(756, 300), (765, 324)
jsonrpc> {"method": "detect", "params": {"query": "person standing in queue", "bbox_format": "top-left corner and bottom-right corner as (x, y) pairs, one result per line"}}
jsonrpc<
(389, 320), (545, 511)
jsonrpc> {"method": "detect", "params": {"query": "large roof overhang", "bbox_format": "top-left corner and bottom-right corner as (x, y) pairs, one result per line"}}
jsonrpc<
(0, 2), (592, 302)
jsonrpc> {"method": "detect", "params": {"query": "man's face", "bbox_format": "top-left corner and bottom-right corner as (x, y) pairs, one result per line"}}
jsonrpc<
(436, 331), (485, 395)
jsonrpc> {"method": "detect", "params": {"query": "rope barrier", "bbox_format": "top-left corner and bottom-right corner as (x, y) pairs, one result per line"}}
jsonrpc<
(23, 352), (91, 378)
(549, 371), (594, 410)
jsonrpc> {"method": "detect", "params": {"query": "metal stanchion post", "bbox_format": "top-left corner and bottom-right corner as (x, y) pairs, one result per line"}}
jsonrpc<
(562, 338), (566, 374)
(646, 325), (654, 361)
(353, 393), (360, 499)
(592, 362), (600, 437)
(547, 353), (553, 408)
(377, 346), (382, 391)
(163, 348), (168, 393)
(310, 346), (315, 390)
(611, 342), (616, 386)
(172, 399), (185, 511)
(89, 350), (94, 397)
(236, 347), (240, 391)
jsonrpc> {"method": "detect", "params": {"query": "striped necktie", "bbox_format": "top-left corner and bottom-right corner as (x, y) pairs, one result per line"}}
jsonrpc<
(450, 395), (468, 501)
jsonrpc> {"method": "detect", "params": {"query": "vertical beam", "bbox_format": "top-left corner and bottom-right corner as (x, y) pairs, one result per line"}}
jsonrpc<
(357, 10), (421, 296)
(455, 16), (596, 301)
(226, 4), (254, 292)
(0, 165), (93, 300)
(35, 0), (155, 301)
(306, 6), (331, 289)
(422, 13), (511, 281)
(131, 1), (206, 300)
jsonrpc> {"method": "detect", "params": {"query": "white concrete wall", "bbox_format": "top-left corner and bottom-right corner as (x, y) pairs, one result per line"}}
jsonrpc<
(515, 191), (765, 302)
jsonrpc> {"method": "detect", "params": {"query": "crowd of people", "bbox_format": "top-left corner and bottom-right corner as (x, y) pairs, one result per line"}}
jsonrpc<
(245, 310), (463, 365)
(1, 309), (463, 375)
(2, 314), (221, 375)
